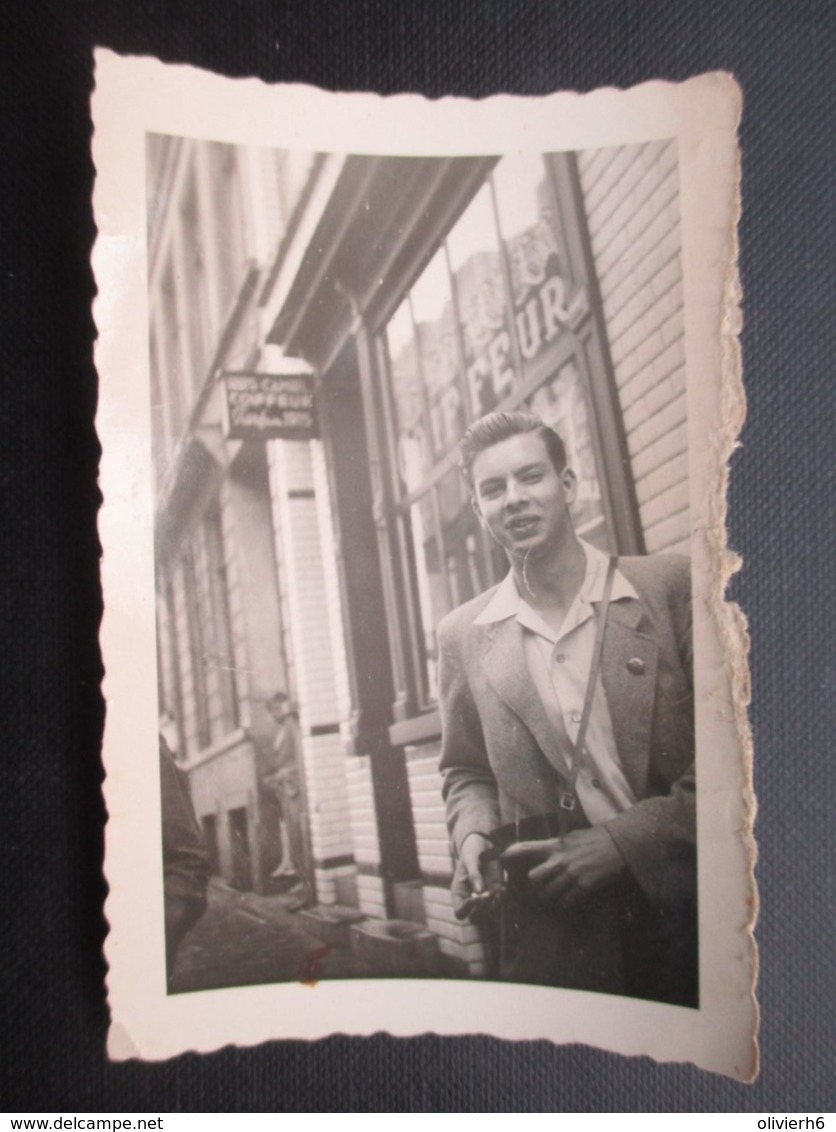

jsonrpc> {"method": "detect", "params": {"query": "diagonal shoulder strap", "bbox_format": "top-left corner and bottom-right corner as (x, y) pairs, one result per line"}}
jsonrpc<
(559, 554), (618, 811)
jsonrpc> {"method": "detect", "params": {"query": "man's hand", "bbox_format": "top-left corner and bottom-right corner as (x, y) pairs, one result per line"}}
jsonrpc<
(500, 826), (626, 908)
(452, 832), (503, 922)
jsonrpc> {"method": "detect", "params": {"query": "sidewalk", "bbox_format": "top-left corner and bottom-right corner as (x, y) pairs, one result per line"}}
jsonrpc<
(170, 877), (375, 994)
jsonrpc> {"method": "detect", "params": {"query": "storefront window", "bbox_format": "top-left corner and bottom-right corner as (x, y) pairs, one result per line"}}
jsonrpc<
(408, 490), (444, 703)
(447, 184), (515, 415)
(387, 249), (487, 702)
(493, 155), (588, 367)
(411, 249), (464, 459)
(403, 464), (488, 703)
(377, 152), (628, 713)
(387, 297), (432, 493)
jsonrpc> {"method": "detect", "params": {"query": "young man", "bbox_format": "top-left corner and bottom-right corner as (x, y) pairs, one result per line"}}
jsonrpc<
(437, 411), (697, 1005)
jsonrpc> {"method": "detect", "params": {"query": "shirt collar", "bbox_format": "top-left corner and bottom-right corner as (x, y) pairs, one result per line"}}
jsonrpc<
(473, 539), (637, 627)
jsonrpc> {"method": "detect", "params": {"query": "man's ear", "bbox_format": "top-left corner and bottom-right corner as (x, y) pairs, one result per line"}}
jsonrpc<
(561, 468), (578, 504)
(470, 492), (486, 528)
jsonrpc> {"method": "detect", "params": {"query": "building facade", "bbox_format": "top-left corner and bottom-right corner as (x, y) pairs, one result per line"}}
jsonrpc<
(148, 135), (687, 975)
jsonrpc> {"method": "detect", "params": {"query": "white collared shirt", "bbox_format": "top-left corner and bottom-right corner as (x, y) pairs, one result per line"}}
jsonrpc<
(476, 540), (638, 825)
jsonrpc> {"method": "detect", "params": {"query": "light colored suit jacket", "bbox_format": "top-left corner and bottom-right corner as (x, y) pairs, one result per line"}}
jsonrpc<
(437, 553), (695, 909)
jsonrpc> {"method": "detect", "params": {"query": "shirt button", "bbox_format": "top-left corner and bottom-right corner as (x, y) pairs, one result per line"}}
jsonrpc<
(591, 778), (601, 788)
(556, 653), (566, 663)
(571, 710), (582, 722)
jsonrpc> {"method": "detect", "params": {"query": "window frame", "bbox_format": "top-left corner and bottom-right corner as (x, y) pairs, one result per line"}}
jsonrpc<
(360, 151), (643, 740)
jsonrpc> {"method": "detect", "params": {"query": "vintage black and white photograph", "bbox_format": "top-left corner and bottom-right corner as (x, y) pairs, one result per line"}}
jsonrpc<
(148, 135), (696, 1006)
(94, 54), (754, 1076)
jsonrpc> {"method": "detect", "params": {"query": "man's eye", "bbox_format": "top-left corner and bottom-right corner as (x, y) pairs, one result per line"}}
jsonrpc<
(522, 472), (542, 483)
(480, 485), (503, 499)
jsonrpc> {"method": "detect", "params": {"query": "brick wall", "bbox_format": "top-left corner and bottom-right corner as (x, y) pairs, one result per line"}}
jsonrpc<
(345, 755), (386, 919)
(267, 437), (355, 903)
(577, 140), (689, 555)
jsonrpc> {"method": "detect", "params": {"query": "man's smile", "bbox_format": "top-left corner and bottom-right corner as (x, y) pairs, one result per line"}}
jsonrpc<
(505, 514), (541, 534)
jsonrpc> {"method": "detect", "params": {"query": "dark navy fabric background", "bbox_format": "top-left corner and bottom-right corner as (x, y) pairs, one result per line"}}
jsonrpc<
(2, 0), (834, 1112)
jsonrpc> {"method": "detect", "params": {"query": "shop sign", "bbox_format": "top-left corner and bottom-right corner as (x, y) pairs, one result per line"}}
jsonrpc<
(465, 272), (590, 418)
(221, 371), (318, 441)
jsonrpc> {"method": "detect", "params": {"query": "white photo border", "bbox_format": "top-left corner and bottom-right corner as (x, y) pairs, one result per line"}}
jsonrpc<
(92, 51), (756, 1079)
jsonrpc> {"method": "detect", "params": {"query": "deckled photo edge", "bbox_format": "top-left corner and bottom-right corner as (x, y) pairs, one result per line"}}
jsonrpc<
(714, 77), (760, 1077)
(92, 52), (756, 1079)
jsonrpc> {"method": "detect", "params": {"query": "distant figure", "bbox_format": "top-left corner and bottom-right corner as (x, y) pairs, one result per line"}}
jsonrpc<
(264, 692), (315, 910)
(159, 733), (209, 979)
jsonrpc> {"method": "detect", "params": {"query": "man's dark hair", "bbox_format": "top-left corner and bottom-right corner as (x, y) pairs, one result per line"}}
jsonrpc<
(458, 411), (568, 490)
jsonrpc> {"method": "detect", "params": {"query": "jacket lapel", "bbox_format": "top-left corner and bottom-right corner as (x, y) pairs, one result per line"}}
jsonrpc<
(601, 599), (658, 798)
(478, 592), (660, 801)
(480, 617), (573, 782)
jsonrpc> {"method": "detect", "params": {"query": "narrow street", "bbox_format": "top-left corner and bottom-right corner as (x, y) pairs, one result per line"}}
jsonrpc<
(170, 877), (376, 994)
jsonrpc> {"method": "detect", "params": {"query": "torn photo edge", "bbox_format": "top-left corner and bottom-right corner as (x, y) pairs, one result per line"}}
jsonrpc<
(92, 49), (757, 1079)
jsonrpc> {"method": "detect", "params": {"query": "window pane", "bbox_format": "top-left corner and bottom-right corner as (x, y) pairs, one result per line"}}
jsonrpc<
(408, 490), (444, 703)
(411, 249), (464, 459)
(387, 299), (433, 494)
(437, 466), (487, 606)
(447, 184), (517, 414)
(527, 358), (609, 550)
(408, 466), (486, 706)
(493, 156), (583, 364)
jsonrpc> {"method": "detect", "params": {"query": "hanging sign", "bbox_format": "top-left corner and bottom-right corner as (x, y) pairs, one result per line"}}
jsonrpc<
(221, 370), (318, 441)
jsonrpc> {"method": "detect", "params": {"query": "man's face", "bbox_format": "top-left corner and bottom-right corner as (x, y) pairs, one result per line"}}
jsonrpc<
(470, 431), (576, 559)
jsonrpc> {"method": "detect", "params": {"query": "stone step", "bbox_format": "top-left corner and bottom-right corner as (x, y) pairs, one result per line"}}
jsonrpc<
(392, 878), (426, 924)
(299, 904), (366, 949)
(349, 918), (441, 977)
